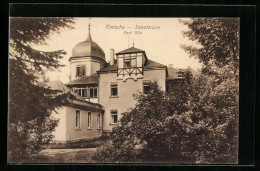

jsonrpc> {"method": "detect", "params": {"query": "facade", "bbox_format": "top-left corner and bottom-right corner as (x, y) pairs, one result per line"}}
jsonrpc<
(97, 49), (168, 131)
(51, 25), (182, 142)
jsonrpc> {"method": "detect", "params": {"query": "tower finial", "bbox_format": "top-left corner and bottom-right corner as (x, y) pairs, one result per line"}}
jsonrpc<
(86, 22), (92, 41)
(133, 38), (135, 47)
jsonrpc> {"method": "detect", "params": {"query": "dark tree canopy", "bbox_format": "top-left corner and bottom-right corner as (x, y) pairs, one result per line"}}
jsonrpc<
(8, 17), (75, 162)
(10, 17), (74, 72)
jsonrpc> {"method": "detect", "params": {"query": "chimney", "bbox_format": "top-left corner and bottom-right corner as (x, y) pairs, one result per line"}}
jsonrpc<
(110, 49), (115, 65)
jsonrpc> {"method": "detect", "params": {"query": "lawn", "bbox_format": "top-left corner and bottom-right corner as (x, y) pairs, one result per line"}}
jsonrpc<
(29, 148), (98, 163)
(24, 136), (111, 163)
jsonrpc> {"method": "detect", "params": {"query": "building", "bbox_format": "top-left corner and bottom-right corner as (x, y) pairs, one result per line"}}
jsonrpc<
(51, 24), (182, 142)
(48, 80), (104, 142)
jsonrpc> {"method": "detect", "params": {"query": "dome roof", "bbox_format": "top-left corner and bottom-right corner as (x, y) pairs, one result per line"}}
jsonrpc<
(71, 25), (105, 60)
(72, 40), (105, 59)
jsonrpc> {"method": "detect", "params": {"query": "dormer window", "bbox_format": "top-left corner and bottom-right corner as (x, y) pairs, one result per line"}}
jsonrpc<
(76, 65), (86, 77)
(123, 54), (137, 68)
(124, 59), (131, 68)
(116, 47), (146, 81)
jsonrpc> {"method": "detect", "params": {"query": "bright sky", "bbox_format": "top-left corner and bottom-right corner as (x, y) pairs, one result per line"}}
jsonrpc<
(34, 18), (202, 83)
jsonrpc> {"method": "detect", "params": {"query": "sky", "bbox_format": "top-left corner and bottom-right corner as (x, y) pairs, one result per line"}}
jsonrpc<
(33, 18), (202, 83)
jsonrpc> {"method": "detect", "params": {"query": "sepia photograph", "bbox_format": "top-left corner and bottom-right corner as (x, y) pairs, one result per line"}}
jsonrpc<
(8, 17), (239, 164)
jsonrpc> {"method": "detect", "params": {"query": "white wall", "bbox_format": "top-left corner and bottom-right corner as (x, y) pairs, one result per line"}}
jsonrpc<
(70, 57), (104, 80)
(65, 106), (102, 141)
(51, 107), (67, 142)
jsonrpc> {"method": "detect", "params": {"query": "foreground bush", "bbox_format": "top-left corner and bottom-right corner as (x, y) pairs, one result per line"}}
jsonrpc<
(92, 141), (138, 162)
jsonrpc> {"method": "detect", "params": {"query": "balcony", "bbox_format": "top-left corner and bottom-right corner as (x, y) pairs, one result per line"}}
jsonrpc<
(117, 67), (143, 81)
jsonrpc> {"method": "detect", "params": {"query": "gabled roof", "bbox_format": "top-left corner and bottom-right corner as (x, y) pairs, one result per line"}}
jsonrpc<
(66, 73), (99, 86)
(116, 47), (145, 55)
(47, 80), (103, 112)
(97, 59), (166, 73)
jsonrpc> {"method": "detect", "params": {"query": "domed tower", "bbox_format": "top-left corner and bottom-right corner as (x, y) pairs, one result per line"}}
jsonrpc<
(69, 24), (107, 81)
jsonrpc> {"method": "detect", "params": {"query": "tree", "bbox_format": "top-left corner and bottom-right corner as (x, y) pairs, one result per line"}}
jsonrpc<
(8, 17), (75, 162)
(178, 18), (239, 163)
(181, 18), (239, 77)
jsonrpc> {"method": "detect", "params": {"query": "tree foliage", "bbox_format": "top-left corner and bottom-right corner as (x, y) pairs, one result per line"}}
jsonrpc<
(180, 18), (239, 163)
(93, 18), (239, 163)
(8, 17), (75, 162)
(181, 18), (239, 76)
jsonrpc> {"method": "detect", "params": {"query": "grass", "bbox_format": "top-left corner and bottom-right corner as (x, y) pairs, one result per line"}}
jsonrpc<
(20, 135), (111, 163)
(47, 135), (110, 149)
(10, 135), (196, 164)
(27, 149), (98, 163)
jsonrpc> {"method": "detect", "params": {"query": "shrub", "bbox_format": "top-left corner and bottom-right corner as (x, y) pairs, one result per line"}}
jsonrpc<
(93, 70), (238, 163)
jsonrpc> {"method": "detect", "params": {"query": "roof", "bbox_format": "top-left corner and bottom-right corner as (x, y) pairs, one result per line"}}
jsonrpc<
(116, 47), (145, 55)
(145, 59), (166, 69)
(70, 41), (105, 61)
(69, 26), (105, 61)
(97, 63), (118, 72)
(167, 67), (185, 80)
(66, 73), (99, 86)
(48, 80), (86, 101)
(97, 59), (166, 73)
(47, 80), (103, 112)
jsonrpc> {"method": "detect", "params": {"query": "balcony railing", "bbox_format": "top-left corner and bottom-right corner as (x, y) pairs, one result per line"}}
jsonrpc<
(117, 67), (143, 76)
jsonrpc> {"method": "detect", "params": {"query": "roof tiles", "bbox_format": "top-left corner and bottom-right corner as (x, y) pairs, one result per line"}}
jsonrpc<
(66, 73), (99, 86)
(116, 47), (144, 55)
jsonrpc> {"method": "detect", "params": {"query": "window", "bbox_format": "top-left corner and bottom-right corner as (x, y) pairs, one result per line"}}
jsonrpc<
(124, 58), (137, 68)
(94, 88), (98, 97)
(124, 59), (130, 68)
(143, 81), (151, 95)
(88, 112), (92, 128)
(110, 83), (118, 97)
(90, 87), (98, 97)
(111, 110), (118, 124)
(76, 65), (86, 77)
(97, 114), (101, 129)
(82, 88), (88, 97)
(75, 110), (80, 128)
(73, 86), (87, 98)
